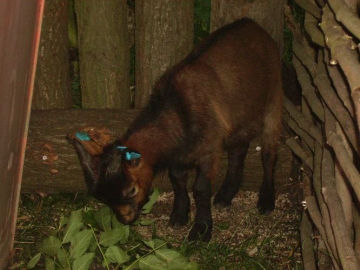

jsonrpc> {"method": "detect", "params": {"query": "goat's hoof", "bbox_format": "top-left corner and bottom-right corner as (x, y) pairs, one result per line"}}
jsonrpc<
(188, 222), (212, 242)
(213, 196), (232, 209)
(257, 197), (275, 214)
(169, 212), (188, 227)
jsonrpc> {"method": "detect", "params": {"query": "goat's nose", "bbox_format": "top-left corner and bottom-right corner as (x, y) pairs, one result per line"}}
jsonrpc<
(122, 184), (139, 199)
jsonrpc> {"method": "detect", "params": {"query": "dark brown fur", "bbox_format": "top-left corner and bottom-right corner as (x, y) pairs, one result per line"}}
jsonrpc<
(73, 18), (283, 241)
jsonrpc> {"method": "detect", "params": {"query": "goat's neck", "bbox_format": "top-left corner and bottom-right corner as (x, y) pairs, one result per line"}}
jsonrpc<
(123, 110), (183, 166)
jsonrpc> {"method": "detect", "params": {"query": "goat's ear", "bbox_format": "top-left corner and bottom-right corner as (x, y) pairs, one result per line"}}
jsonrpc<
(72, 140), (100, 193)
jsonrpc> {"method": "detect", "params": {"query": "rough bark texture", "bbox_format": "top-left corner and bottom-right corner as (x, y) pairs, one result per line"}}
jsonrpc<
(300, 212), (317, 270)
(210, 0), (285, 53)
(294, 0), (321, 18)
(22, 110), (293, 194)
(327, 0), (360, 40)
(75, 0), (130, 109)
(285, 2), (360, 268)
(322, 148), (360, 269)
(135, 0), (194, 108)
(325, 51), (355, 117)
(32, 0), (72, 110)
(320, 5), (360, 138)
(304, 13), (325, 47)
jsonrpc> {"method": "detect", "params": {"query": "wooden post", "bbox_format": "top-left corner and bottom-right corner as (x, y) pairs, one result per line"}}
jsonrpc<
(75, 0), (130, 109)
(32, 0), (72, 110)
(135, 0), (194, 108)
(210, 0), (285, 53)
(0, 1), (44, 268)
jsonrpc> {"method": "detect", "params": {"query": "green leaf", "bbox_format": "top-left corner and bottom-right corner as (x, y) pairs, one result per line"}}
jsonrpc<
(83, 209), (98, 228)
(57, 248), (69, 268)
(185, 262), (199, 270)
(143, 240), (155, 249)
(142, 188), (160, 214)
(72, 253), (95, 270)
(94, 206), (112, 231)
(69, 209), (83, 223)
(111, 213), (127, 229)
(168, 259), (199, 270)
(153, 239), (166, 249)
(62, 209), (83, 244)
(88, 237), (97, 252)
(40, 236), (62, 257)
(99, 227), (129, 247)
(166, 256), (198, 270)
(155, 249), (182, 263)
(126, 261), (140, 270)
(139, 254), (167, 270)
(139, 219), (154, 226)
(59, 216), (68, 230)
(45, 256), (55, 270)
(143, 239), (166, 250)
(62, 221), (83, 244)
(105, 246), (130, 264)
(27, 252), (41, 269)
(154, 249), (199, 270)
(166, 257), (189, 270)
(70, 229), (94, 259)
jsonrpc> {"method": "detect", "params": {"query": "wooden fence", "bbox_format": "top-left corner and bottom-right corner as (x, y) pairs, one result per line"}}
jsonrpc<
(284, 0), (360, 269)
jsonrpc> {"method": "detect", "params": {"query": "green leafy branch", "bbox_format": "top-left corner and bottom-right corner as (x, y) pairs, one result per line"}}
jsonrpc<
(27, 189), (197, 270)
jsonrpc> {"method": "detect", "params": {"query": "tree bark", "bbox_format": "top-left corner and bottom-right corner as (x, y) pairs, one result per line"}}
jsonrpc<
(135, 0), (194, 108)
(320, 5), (360, 139)
(22, 110), (293, 193)
(321, 148), (360, 270)
(210, 0), (285, 53)
(75, 0), (130, 109)
(300, 211), (317, 270)
(285, 2), (360, 269)
(32, 0), (72, 110)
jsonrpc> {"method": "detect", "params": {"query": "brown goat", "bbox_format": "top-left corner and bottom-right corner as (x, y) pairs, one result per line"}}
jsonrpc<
(73, 18), (283, 241)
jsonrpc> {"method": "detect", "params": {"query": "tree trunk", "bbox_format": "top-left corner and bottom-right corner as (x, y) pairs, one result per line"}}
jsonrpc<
(32, 0), (72, 110)
(211, 0), (285, 53)
(75, 0), (130, 109)
(22, 110), (293, 193)
(135, 0), (194, 108)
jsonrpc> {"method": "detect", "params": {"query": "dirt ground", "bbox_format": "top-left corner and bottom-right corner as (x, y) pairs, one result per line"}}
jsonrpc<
(135, 189), (303, 268)
(11, 182), (302, 269)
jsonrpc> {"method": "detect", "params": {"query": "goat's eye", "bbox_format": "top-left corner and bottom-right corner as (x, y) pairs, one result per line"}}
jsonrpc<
(127, 158), (140, 167)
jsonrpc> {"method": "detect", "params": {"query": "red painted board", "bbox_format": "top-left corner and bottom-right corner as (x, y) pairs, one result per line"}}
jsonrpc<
(0, 0), (44, 268)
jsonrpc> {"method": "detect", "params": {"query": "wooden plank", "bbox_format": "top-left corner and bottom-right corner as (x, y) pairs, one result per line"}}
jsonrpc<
(211, 0), (285, 53)
(22, 109), (293, 194)
(75, 0), (130, 109)
(0, 1), (44, 268)
(135, 0), (194, 108)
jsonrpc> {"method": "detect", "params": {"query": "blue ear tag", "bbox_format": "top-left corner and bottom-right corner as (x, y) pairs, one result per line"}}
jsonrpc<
(116, 146), (128, 151)
(75, 131), (91, 141)
(115, 146), (141, 160)
(125, 152), (141, 161)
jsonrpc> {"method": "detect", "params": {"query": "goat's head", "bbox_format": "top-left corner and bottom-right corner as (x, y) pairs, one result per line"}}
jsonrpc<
(73, 141), (153, 224)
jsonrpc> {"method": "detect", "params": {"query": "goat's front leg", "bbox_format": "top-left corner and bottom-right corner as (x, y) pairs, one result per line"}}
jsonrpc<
(188, 155), (219, 242)
(169, 166), (190, 226)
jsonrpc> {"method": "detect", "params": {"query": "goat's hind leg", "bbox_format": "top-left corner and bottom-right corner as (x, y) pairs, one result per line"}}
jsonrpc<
(214, 141), (249, 207)
(257, 99), (282, 214)
(257, 143), (277, 214)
